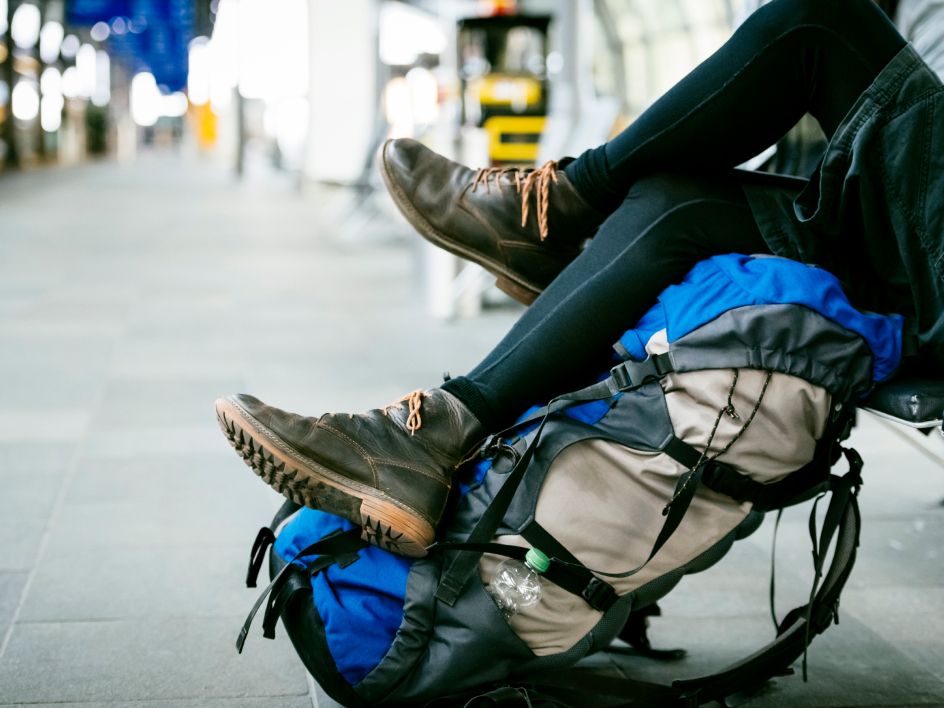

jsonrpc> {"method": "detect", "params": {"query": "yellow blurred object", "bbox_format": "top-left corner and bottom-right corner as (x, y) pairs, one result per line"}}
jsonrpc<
(471, 74), (542, 108)
(193, 102), (217, 149)
(480, 0), (517, 16)
(484, 115), (546, 163)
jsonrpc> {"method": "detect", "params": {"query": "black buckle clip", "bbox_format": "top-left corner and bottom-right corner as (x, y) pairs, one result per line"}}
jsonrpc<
(581, 576), (617, 611)
(610, 363), (634, 391)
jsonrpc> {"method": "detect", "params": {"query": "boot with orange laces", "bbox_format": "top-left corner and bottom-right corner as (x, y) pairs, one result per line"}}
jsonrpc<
(216, 388), (485, 557)
(379, 138), (606, 304)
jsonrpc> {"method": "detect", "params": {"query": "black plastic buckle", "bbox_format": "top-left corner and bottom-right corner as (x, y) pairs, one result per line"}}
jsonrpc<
(478, 435), (520, 467)
(581, 576), (618, 612)
(610, 362), (634, 391)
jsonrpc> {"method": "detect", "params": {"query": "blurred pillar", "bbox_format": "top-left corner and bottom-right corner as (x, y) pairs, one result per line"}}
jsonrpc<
(304, 0), (378, 183)
(2, 0), (20, 169)
(234, 86), (244, 176)
(34, 0), (47, 160)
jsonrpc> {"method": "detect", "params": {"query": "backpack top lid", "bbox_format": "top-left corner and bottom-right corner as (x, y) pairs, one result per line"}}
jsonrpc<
(618, 254), (904, 384)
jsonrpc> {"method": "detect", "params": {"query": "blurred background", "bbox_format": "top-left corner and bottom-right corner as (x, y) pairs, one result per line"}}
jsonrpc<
(0, 0), (768, 318)
(1, 2), (942, 707)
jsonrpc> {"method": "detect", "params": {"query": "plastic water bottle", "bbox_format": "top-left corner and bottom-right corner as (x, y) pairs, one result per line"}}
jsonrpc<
(487, 548), (550, 618)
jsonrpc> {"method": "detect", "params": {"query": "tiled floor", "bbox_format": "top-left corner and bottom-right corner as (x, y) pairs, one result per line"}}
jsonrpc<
(0, 154), (941, 707)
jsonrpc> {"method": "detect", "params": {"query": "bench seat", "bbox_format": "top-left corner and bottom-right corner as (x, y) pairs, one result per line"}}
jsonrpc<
(860, 377), (944, 428)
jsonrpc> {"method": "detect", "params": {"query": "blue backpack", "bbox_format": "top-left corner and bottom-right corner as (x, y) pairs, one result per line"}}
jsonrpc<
(237, 254), (904, 707)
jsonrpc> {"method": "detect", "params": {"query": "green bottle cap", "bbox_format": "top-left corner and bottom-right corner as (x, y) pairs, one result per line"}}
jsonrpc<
(524, 547), (550, 574)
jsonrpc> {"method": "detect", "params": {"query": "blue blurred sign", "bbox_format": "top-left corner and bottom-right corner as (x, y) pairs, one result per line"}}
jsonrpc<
(66, 0), (194, 92)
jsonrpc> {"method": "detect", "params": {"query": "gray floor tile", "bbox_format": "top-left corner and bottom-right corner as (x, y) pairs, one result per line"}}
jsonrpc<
(87, 378), (245, 431)
(0, 571), (28, 638)
(18, 543), (271, 622)
(0, 618), (309, 703)
(609, 612), (944, 706)
(0, 409), (91, 443)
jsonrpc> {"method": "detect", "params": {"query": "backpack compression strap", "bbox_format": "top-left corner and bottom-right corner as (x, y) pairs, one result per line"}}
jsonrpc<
(236, 527), (368, 653)
(437, 461), (863, 708)
(246, 500), (303, 588)
(669, 460), (863, 704)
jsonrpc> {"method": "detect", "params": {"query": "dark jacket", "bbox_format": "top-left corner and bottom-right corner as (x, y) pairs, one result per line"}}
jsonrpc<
(740, 45), (944, 367)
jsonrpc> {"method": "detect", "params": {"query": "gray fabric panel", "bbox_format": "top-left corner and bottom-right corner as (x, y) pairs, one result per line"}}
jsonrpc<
(358, 558), (536, 705)
(669, 304), (874, 399)
(515, 594), (634, 674)
(450, 382), (673, 539)
(593, 381), (675, 450)
(354, 559), (440, 701)
(501, 387), (675, 532)
(627, 521), (742, 611)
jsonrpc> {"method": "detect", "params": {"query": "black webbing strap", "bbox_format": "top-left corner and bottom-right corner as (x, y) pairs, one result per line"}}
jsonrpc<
(246, 527), (276, 589)
(435, 383), (615, 606)
(661, 407), (854, 513)
(435, 361), (677, 607)
(430, 534), (619, 612)
(236, 527), (368, 653)
(246, 500), (303, 588)
(261, 554), (337, 640)
(669, 455), (862, 705)
(901, 317), (920, 358)
(610, 352), (675, 391)
(522, 521), (619, 612)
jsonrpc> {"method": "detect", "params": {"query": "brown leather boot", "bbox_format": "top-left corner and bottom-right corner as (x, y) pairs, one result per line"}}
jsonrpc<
(215, 388), (485, 557)
(378, 138), (606, 304)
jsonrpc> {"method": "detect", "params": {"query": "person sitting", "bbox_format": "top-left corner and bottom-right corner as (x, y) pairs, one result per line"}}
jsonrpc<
(216, 0), (943, 558)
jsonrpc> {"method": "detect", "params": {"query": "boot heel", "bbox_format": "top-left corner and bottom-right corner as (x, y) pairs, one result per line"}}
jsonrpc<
(495, 276), (539, 305)
(360, 497), (435, 558)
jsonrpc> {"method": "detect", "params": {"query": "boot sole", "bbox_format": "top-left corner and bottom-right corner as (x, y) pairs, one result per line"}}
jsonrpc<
(215, 396), (434, 558)
(378, 140), (539, 305)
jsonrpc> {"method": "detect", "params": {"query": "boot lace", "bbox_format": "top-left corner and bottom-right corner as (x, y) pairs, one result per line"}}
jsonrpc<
(470, 160), (560, 241)
(384, 389), (425, 435)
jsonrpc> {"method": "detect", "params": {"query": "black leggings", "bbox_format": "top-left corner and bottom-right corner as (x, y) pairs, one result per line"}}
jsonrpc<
(442, 0), (906, 431)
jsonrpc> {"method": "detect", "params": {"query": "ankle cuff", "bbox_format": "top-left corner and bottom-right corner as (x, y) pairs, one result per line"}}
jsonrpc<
(441, 377), (500, 433)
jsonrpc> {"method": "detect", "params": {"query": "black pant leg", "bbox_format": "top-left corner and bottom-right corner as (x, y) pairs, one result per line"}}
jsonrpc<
(566, 0), (906, 212)
(443, 173), (775, 431)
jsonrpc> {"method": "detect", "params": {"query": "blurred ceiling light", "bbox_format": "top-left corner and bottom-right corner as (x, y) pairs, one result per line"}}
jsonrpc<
(76, 43), (96, 98)
(91, 50), (110, 106)
(383, 76), (412, 137)
(546, 51), (564, 74)
(405, 66), (439, 125)
(111, 17), (128, 35)
(0, 80), (9, 107)
(379, 2), (446, 66)
(40, 68), (64, 131)
(187, 36), (210, 105)
(0, 0), (7, 36)
(234, 0), (307, 101)
(61, 66), (79, 98)
(41, 93), (63, 131)
(130, 71), (159, 126)
(0, 43), (7, 64)
(264, 96), (308, 167)
(11, 3), (41, 49)
(39, 21), (65, 64)
(40, 66), (60, 95)
(207, 2), (237, 111)
(61, 34), (80, 59)
(160, 92), (189, 117)
(90, 21), (110, 42)
(11, 80), (39, 120)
